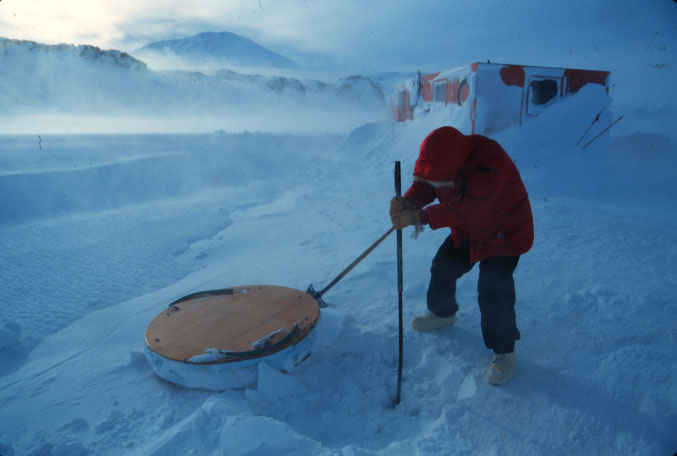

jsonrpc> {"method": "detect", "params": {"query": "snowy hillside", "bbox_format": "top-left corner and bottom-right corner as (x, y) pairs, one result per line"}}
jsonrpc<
(0, 38), (148, 111)
(134, 31), (298, 72)
(0, 38), (385, 133)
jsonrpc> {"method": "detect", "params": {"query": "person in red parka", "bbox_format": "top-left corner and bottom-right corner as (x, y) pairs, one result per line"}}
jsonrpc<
(390, 126), (534, 385)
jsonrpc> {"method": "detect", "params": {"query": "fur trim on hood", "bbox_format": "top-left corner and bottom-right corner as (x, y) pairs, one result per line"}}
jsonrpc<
(413, 176), (456, 188)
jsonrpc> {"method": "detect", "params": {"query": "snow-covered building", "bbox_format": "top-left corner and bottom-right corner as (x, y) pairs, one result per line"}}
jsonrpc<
(390, 63), (610, 135)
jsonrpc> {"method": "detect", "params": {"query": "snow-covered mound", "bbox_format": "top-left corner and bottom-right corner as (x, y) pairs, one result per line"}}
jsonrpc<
(134, 31), (298, 71)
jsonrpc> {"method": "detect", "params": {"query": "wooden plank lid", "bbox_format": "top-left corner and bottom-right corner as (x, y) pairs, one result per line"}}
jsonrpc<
(145, 285), (320, 364)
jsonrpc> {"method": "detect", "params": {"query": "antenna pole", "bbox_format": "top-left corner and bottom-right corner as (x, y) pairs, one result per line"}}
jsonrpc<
(394, 161), (404, 406)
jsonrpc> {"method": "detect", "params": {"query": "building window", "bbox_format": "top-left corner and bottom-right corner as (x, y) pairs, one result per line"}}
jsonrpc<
(530, 79), (559, 105)
(457, 79), (469, 105)
(433, 80), (447, 103)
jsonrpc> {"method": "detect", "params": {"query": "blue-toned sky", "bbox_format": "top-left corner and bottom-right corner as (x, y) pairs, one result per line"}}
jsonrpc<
(0, 0), (674, 72)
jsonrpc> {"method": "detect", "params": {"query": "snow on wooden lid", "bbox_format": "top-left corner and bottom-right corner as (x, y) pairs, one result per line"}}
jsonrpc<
(145, 285), (320, 364)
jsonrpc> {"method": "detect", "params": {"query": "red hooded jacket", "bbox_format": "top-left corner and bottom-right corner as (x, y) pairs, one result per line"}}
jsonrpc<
(403, 126), (534, 263)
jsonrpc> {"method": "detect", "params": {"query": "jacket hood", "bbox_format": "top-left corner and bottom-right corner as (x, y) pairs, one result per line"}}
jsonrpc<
(413, 126), (473, 182)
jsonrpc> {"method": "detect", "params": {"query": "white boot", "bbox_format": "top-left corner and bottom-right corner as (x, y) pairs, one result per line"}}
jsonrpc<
(485, 352), (516, 385)
(411, 313), (457, 331)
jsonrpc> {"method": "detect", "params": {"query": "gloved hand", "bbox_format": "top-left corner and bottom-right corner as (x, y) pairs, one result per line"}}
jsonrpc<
(391, 208), (420, 230)
(389, 197), (416, 217)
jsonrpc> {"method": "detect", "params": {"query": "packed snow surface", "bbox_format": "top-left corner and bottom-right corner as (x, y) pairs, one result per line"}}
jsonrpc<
(1, 81), (675, 454)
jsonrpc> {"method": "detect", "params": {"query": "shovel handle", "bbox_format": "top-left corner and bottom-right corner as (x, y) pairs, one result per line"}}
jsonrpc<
(314, 226), (395, 298)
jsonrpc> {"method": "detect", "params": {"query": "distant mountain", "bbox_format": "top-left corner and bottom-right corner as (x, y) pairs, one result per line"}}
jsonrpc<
(0, 37), (384, 118)
(135, 32), (298, 70)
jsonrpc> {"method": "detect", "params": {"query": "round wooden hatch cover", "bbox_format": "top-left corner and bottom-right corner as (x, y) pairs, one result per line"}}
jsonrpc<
(145, 285), (320, 364)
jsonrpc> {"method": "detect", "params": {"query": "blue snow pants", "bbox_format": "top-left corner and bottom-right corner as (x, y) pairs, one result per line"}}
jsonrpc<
(427, 236), (521, 354)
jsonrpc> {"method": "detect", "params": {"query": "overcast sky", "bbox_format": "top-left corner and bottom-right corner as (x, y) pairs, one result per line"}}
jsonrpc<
(1, 0), (674, 72)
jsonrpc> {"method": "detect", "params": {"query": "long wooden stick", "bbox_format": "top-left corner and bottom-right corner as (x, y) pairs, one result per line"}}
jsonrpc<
(314, 227), (395, 299)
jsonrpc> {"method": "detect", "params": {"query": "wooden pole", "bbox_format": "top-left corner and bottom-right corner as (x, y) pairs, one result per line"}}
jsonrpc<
(308, 227), (395, 310)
